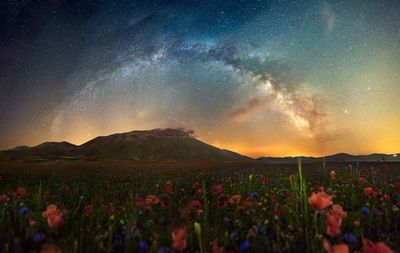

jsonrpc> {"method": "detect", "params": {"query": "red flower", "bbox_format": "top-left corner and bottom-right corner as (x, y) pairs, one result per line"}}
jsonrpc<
(165, 181), (174, 194)
(326, 204), (347, 237)
(308, 189), (333, 210)
(171, 227), (187, 251)
(228, 195), (241, 205)
(0, 194), (8, 202)
(135, 196), (146, 208)
(40, 243), (61, 253)
(192, 181), (201, 190)
(242, 196), (253, 208)
(212, 240), (224, 253)
(42, 204), (63, 231)
(213, 184), (223, 195)
(323, 239), (349, 253)
(363, 239), (393, 253)
(190, 200), (202, 209)
(363, 187), (377, 197)
(15, 187), (27, 197)
(145, 195), (160, 205)
(382, 194), (391, 202)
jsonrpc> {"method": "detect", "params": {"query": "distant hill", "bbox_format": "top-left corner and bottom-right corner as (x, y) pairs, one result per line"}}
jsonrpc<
(258, 152), (400, 163)
(0, 128), (251, 161)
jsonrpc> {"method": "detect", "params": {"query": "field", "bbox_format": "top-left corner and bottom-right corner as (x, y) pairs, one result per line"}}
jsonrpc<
(0, 160), (399, 252)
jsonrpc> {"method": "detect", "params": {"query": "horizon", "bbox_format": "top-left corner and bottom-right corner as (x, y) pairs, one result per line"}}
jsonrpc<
(1, 0), (400, 158)
(3, 127), (399, 159)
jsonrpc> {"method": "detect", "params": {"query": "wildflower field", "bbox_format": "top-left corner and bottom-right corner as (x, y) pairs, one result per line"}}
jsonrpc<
(0, 161), (399, 253)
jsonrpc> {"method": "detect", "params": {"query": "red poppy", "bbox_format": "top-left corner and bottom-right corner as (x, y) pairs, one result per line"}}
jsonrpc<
(135, 196), (146, 208)
(363, 239), (393, 253)
(145, 195), (160, 205)
(171, 227), (187, 251)
(382, 194), (391, 202)
(228, 195), (241, 205)
(326, 204), (346, 237)
(212, 240), (224, 253)
(308, 190), (333, 210)
(15, 187), (27, 197)
(323, 239), (349, 253)
(190, 200), (202, 209)
(42, 204), (63, 231)
(213, 184), (223, 195)
(363, 187), (377, 197)
(165, 181), (174, 194)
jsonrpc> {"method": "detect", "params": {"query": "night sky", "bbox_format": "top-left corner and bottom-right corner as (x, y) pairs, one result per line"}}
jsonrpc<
(1, 0), (400, 157)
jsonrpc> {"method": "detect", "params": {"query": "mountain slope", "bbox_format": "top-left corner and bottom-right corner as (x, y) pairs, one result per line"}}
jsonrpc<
(0, 129), (251, 161)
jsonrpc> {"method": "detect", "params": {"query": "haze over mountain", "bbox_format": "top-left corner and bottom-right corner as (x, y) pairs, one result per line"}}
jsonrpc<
(0, 129), (251, 161)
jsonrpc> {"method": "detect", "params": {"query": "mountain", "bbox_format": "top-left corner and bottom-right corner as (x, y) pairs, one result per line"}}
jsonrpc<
(257, 153), (400, 163)
(0, 128), (251, 161)
(0, 141), (78, 160)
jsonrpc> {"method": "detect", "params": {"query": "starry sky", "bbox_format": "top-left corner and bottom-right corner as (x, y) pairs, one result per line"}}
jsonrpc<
(1, 0), (400, 157)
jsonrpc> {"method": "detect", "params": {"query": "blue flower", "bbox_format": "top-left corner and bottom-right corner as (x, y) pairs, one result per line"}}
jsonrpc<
(361, 207), (370, 215)
(33, 233), (46, 244)
(249, 192), (258, 198)
(19, 207), (28, 215)
(240, 240), (250, 251)
(344, 233), (357, 245)
(157, 247), (171, 253)
(138, 240), (149, 252)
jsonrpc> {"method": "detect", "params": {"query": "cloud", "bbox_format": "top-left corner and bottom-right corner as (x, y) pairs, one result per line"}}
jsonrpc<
(321, 2), (336, 33)
(228, 97), (269, 121)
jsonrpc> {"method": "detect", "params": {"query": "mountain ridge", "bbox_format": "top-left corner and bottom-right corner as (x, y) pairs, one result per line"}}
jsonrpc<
(257, 152), (400, 163)
(0, 128), (251, 161)
(1, 128), (398, 162)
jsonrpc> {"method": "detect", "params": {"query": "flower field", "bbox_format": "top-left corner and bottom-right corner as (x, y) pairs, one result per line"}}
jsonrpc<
(0, 161), (399, 253)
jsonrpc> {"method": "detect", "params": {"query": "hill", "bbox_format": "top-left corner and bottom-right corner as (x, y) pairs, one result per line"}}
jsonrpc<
(0, 128), (251, 161)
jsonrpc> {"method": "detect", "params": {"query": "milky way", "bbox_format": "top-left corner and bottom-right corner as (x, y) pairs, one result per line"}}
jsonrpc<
(1, 0), (400, 157)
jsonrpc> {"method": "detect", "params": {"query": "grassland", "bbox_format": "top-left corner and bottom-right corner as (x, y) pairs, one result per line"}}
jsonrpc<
(0, 160), (399, 252)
